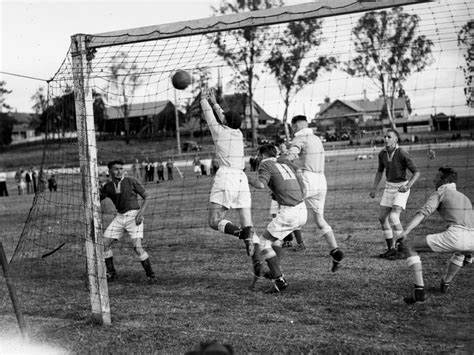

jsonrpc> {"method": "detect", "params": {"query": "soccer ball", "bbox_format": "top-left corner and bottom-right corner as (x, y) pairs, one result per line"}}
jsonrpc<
(171, 70), (191, 90)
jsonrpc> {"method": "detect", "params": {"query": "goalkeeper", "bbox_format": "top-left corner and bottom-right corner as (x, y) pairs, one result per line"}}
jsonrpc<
(100, 160), (156, 284)
(398, 167), (473, 304)
(200, 86), (257, 257)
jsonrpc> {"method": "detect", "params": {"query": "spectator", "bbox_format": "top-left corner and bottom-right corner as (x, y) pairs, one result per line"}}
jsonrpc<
(156, 159), (165, 182)
(166, 158), (174, 180)
(48, 175), (58, 192)
(0, 169), (8, 197)
(15, 168), (24, 195)
(25, 169), (33, 194)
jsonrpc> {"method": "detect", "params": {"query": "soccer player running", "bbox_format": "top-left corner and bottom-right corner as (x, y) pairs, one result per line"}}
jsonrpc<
(369, 128), (420, 259)
(100, 160), (156, 284)
(200, 86), (256, 256)
(280, 115), (344, 272)
(247, 144), (307, 292)
(397, 167), (474, 304)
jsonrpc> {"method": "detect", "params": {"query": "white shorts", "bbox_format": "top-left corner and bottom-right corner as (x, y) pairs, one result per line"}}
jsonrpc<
(300, 171), (327, 214)
(269, 199), (279, 216)
(193, 165), (201, 174)
(104, 209), (143, 240)
(210, 167), (251, 209)
(267, 202), (307, 240)
(426, 225), (474, 253)
(380, 181), (410, 210)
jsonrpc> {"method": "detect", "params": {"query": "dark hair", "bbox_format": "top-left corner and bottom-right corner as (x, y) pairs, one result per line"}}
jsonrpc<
(184, 340), (234, 355)
(291, 115), (307, 124)
(107, 160), (124, 169)
(258, 144), (278, 158)
(224, 111), (242, 129)
(386, 128), (400, 142)
(438, 167), (457, 184)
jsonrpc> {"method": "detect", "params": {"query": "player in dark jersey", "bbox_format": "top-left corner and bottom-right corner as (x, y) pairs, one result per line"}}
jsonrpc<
(369, 128), (420, 259)
(247, 144), (307, 293)
(100, 160), (155, 284)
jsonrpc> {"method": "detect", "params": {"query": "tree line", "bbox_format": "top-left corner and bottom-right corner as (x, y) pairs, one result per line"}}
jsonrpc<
(0, 1), (472, 148)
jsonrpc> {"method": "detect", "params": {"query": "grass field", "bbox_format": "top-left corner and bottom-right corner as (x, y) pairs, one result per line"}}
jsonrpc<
(0, 144), (473, 354)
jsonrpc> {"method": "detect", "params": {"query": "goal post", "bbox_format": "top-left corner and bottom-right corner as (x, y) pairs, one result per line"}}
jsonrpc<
(70, 34), (111, 325)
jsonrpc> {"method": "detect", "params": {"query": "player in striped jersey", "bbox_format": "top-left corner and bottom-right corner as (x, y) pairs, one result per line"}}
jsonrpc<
(247, 144), (307, 292)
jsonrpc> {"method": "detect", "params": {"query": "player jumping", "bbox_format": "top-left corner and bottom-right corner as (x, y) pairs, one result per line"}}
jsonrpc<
(200, 86), (257, 257)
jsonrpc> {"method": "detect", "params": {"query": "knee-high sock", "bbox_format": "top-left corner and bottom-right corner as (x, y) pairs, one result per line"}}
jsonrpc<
(443, 253), (465, 283)
(407, 255), (423, 287)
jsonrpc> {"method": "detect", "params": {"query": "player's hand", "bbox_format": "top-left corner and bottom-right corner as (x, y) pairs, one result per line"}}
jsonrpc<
(135, 215), (144, 225)
(398, 185), (409, 193)
(209, 88), (217, 105)
(369, 191), (376, 199)
(201, 84), (209, 99)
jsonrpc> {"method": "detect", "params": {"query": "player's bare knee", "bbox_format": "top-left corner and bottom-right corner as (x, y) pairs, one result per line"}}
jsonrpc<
(388, 211), (401, 225)
(133, 246), (145, 256)
(209, 216), (220, 230)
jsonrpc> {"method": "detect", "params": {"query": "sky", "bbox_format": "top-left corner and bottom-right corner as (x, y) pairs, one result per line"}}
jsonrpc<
(1, 0), (473, 118)
(0, 0), (226, 112)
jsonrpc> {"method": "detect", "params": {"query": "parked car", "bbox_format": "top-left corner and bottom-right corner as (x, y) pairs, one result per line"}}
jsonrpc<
(182, 141), (202, 152)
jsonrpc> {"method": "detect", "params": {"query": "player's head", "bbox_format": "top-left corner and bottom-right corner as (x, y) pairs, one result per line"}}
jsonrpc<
(291, 115), (308, 133)
(384, 128), (400, 147)
(258, 144), (278, 158)
(224, 111), (242, 129)
(435, 166), (457, 188)
(107, 160), (124, 180)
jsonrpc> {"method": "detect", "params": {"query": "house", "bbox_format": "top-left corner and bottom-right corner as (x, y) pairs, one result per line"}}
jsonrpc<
(104, 100), (178, 135)
(10, 112), (36, 143)
(219, 93), (276, 129)
(186, 92), (277, 130)
(314, 97), (412, 136)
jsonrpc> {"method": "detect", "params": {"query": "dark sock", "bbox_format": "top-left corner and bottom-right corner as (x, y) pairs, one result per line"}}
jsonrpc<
(330, 248), (344, 262)
(140, 258), (155, 277)
(224, 222), (241, 237)
(105, 257), (116, 274)
(385, 238), (394, 250)
(239, 226), (252, 240)
(266, 256), (282, 280)
(293, 230), (303, 244)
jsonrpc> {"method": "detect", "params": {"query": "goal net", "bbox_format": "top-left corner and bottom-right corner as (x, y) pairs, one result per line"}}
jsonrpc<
(3, 0), (473, 334)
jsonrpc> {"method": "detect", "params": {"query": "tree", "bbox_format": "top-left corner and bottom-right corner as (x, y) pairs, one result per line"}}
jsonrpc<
(345, 7), (433, 129)
(107, 52), (143, 144)
(0, 112), (15, 147)
(458, 20), (474, 107)
(0, 81), (12, 112)
(211, 0), (283, 147)
(265, 19), (337, 139)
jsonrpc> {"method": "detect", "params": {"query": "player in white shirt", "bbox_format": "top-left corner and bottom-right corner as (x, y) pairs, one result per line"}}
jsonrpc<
(200, 86), (256, 257)
(281, 115), (344, 272)
(398, 167), (474, 304)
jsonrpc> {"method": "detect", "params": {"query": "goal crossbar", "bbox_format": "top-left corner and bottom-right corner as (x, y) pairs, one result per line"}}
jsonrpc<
(81, 0), (435, 49)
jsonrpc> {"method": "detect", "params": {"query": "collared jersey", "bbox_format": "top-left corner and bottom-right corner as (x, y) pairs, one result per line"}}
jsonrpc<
(285, 128), (324, 173)
(417, 183), (474, 228)
(100, 176), (145, 214)
(258, 157), (303, 207)
(377, 147), (418, 183)
(201, 99), (245, 170)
